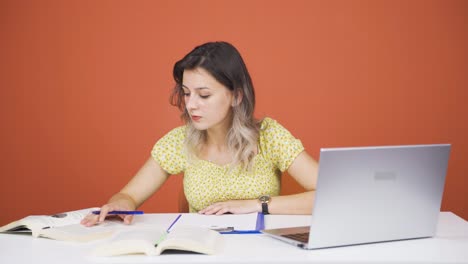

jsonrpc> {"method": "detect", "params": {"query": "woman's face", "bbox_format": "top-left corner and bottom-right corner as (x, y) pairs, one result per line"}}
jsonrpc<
(182, 67), (234, 132)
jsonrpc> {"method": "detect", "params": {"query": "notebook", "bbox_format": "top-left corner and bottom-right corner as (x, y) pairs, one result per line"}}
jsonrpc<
(261, 144), (451, 249)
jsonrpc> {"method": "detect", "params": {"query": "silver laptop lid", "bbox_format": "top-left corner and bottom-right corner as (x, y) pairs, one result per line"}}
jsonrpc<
(307, 144), (450, 249)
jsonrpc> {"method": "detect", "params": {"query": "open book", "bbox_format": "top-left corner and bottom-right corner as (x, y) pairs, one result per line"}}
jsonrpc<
(0, 208), (115, 242)
(93, 225), (223, 256)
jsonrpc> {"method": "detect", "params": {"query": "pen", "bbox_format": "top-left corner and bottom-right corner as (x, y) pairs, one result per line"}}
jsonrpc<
(166, 214), (182, 232)
(220, 230), (262, 234)
(91, 210), (144, 215)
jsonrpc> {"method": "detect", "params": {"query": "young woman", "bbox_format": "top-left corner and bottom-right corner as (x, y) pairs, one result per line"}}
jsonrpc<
(81, 41), (318, 226)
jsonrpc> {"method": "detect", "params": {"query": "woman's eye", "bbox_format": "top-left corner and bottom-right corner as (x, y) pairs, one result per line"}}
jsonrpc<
(200, 95), (210, 99)
(183, 93), (190, 97)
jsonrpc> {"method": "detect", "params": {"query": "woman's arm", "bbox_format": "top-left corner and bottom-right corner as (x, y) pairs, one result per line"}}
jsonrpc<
(81, 157), (169, 226)
(267, 151), (318, 214)
(198, 151), (318, 215)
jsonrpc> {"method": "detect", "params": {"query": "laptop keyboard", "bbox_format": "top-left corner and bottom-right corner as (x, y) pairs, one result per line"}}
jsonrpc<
(282, 232), (310, 243)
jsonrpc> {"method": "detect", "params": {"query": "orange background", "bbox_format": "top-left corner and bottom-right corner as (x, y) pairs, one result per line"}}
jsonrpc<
(1, 0), (467, 225)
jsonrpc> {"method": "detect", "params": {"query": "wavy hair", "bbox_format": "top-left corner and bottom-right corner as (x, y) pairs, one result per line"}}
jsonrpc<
(170, 41), (260, 170)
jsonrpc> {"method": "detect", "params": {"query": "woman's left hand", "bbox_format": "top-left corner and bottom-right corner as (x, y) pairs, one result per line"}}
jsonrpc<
(198, 199), (260, 215)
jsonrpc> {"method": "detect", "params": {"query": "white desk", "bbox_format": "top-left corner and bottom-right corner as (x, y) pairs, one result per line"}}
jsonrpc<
(0, 212), (467, 264)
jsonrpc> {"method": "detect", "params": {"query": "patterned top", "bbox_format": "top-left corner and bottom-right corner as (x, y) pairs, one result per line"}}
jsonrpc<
(151, 117), (304, 212)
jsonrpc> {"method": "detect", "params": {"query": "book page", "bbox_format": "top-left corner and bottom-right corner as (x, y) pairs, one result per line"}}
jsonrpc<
(92, 225), (223, 257)
(92, 227), (166, 256)
(39, 221), (122, 242)
(156, 226), (223, 255)
(0, 208), (98, 236)
(170, 213), (259, 232)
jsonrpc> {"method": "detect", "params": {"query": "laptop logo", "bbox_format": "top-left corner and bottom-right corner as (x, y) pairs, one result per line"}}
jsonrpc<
(374, 171), (397, 182)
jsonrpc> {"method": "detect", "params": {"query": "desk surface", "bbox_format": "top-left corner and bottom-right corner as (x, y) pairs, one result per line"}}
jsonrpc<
(0, 212), (467, 264)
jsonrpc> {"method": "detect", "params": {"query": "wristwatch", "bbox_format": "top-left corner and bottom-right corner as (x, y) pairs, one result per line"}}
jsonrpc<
(258, 195), (271, 214)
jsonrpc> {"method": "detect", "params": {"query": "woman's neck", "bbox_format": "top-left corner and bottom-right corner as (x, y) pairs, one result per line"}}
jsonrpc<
(205, 115), (232, 148)
(206, 127), (228, 149)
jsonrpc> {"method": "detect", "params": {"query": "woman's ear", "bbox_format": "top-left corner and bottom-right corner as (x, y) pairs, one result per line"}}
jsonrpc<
(232, 90), (243, 106)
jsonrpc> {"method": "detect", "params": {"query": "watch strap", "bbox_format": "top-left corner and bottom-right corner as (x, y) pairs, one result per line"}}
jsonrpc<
(261, 202), (269, 214)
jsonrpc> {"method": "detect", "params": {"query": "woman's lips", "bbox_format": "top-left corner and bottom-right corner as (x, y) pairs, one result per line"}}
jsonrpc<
(191, 115), (201, 122)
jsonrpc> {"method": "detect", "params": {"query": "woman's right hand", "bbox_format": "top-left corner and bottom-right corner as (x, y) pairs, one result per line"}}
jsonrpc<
(81, 157), (169, 227)
(80, 193), (137, 227)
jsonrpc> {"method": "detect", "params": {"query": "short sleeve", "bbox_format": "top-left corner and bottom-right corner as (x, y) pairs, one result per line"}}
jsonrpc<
(259, 118), (304, 172)
(151, 126), (187, 174)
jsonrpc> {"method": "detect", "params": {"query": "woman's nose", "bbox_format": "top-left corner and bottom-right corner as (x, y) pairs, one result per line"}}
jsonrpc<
(186, 95), (198, 110)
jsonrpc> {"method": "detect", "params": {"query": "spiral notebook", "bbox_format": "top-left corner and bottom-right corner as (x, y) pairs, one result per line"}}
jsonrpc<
(168, 212), (264, 234)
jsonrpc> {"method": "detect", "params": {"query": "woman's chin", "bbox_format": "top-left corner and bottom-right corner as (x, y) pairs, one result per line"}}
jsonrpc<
(191, 122), (209, 131)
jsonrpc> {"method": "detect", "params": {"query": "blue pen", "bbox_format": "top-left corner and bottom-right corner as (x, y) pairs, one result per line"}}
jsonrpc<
(166, 214), (182, 232)
(220, 230), (262, 234)
(91, 210), (144, 215)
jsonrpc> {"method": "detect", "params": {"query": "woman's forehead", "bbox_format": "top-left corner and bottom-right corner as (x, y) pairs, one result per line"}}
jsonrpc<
(182, 68), (224, 90)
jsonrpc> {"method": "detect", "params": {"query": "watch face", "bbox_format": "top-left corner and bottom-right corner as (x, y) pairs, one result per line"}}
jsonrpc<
(259, 195), (270, 203)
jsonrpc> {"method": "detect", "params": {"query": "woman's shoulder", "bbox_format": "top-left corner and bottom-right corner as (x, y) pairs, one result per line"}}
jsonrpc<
(259, 116), (299, 143)
(152, 124), (187, 174)
(259, 117), (285, 133)
(157, 125), (187, 145)
(257, 117), (304, 171)
(165, 125), (187, 137)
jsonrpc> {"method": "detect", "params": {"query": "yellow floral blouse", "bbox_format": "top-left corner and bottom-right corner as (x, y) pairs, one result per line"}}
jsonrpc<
(151, 117), (304, 212)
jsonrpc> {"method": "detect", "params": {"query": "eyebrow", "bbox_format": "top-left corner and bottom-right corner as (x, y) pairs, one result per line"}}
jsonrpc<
(181, 84), (210, 91)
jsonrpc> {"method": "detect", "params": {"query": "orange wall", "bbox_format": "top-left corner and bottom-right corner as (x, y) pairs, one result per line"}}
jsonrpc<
(1, 0), (467, 225)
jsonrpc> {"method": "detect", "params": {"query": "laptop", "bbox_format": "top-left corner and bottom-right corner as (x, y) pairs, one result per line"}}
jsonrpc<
(261, 144), (451, 249)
